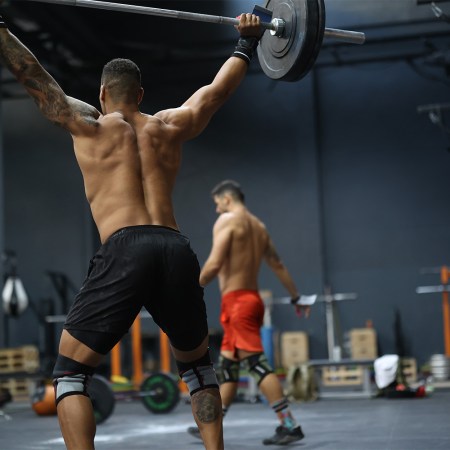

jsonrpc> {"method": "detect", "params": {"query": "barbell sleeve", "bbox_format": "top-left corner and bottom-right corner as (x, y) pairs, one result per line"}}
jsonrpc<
(416, 285), (450, 294)
(323, 28), (365, 45)
(20, 0), (365, 44)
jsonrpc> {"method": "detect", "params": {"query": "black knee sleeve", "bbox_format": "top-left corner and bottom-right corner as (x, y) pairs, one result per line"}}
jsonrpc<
(217, 355), (240, 384)
(176, 350), (219, 396)
(242, 353), (274, 385)
(52, 354), (95, 405)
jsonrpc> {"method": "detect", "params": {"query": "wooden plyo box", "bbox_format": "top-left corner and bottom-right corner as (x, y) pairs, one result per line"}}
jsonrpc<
(350, 328), (377, 359)
(281, 332), (309, 369)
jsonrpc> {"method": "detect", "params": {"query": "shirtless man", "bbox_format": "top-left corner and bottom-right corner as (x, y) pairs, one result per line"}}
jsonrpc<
(188, 180), (310, 446)
(0, 13), (262, 450)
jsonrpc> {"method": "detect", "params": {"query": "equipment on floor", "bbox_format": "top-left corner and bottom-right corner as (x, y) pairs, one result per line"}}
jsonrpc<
(88, 375), (116, 424)
(374, 354), (427, 399)
(0, 387), (12, 421)
(20, 0), (365, 81)
(31, 383), (57, 416)
(90, 372), (179, 424)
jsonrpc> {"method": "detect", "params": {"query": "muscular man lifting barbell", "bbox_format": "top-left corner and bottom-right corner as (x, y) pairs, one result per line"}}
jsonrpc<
(0, 11), (264, 450)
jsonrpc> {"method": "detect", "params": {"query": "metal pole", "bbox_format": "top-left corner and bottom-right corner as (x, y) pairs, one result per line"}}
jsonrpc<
(416, 266), (450, 357)
(312, 68), (334, 359)
(23, 0), (366, 44)
(0, 67), (6, 348)
(325, 299), (336, 360)
(441, 266), (450, 357)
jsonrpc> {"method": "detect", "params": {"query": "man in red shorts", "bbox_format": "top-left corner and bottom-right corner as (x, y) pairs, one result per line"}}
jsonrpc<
(188, 179), (310, 446)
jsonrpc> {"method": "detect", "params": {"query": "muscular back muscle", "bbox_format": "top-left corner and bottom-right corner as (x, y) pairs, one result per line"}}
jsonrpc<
(74, 110), (188, 243)
(217, 210), (269, 294)
(72, 111), (181, 243)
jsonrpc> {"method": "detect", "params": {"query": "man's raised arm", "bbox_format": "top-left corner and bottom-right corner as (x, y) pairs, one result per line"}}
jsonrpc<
(156, 13), (263, 140)
(0, 16), (100, 134)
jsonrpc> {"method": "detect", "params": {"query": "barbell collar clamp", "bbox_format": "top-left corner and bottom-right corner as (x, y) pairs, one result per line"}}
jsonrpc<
(270, 18), (285, 37)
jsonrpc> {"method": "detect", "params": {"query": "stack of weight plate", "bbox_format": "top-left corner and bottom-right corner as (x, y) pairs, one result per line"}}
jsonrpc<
(430, 354), (450, 381)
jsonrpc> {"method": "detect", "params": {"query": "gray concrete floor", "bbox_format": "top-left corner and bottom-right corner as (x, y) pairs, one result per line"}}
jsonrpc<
(1, 390), (450, 450)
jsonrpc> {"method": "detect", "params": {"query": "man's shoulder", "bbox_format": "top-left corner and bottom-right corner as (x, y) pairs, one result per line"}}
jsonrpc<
(154, 107), (185, 125)
(216, 211), (266, 230)
(214, 212), (240, 230)
(215, 212), (235, 224)
(247, 211), (266, 229)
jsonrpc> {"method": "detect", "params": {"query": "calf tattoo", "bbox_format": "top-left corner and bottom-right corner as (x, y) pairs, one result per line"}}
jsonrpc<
(191, 389), (221, 423)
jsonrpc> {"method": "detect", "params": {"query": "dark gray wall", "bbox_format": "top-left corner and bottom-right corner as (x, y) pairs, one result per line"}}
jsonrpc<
(1, 56), (449, 367)
(2, 98), (93, 349)
(315, 62), (450, 363)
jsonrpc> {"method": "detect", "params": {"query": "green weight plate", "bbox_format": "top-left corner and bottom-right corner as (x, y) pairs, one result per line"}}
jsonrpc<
(140, 373), (180, 414)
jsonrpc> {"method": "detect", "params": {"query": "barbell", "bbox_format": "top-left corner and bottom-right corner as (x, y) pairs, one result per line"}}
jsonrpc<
(23, 370), (179, 423)
(19, 0), (365, 81)
(30, 373), (179, 423)
(416, 285), (450, 294)
(89, 372), (180, 423)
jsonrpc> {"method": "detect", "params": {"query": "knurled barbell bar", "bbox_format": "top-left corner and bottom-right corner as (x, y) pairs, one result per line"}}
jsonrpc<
(18, 0), (365, 81)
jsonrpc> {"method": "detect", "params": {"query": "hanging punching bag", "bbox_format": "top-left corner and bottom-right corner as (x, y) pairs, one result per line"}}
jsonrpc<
(2, 275), (29, 316)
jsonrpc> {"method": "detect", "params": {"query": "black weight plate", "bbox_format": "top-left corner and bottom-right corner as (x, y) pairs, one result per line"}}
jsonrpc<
(140, 373), (180, 414)
(257, 0), (325, 81)
(87, 375), (115, 424)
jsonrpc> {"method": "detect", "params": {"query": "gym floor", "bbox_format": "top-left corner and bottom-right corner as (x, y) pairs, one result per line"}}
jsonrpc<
(1, 388), (450, 450)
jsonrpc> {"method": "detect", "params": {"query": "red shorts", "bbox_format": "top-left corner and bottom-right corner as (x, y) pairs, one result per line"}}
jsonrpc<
(220, 289), (265, 354)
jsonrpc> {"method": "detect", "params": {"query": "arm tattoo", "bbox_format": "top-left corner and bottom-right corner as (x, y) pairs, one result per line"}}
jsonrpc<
(0, 30), (97, 129)
(266, 242), (281, 264)
(24, 75), (74, 126)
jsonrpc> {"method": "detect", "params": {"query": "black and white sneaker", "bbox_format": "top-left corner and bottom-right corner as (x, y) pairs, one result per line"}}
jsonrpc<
(263, 425), (305, 445)
(187, 426), (202, 439)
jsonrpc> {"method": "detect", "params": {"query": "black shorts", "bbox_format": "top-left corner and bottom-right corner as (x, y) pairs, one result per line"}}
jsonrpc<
(64, 225), (208, 354)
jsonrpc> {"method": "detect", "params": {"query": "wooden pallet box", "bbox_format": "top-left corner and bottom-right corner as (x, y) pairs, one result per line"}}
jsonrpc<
(0, 378), (30, 401)
(0, 346), (40, 373)
(322, 365), (364, 386)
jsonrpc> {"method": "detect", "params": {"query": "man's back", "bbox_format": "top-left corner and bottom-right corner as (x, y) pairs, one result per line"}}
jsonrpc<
(217, 209), (269, 294)
(73, 111), (185, 243)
